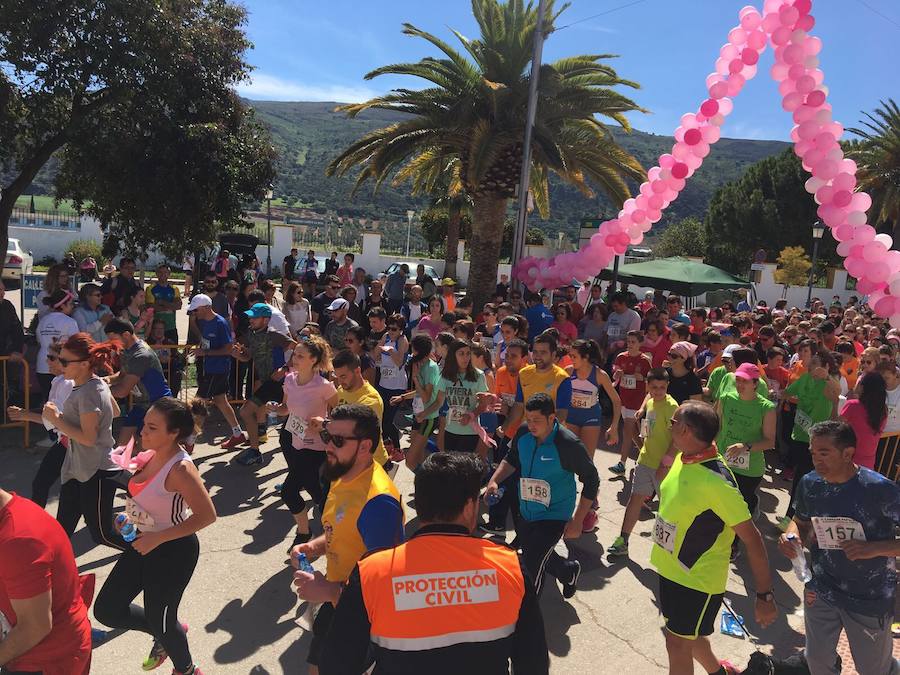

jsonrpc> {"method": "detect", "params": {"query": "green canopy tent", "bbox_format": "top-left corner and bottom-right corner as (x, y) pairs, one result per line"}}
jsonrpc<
(597, 257), (750, 297)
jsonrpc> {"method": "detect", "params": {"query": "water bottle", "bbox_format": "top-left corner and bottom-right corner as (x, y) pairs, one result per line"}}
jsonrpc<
(296, 552), (315, 574)
(267, 403), (279, 428)
(719, 608), (745, 637)
(786, 533), (812, 582)
(486, 486), (505, 507)
(294, 552), (319, 631)
(115, 513), (137, 543)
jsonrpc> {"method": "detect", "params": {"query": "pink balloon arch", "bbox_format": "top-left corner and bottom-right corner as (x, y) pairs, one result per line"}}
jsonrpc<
(514, 0), (900, 326)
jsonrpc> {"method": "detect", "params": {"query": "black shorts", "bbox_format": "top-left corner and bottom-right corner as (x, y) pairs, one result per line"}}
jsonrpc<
(250, 378), (284, 406)
(658, 574), (723, 639)
(306, 600), (336, 665)
(443, 431), (479, 453)
(198, 373), (230, 399)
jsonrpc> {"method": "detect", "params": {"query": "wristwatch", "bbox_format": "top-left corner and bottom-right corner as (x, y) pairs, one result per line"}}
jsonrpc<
(756, 590), (775, 603)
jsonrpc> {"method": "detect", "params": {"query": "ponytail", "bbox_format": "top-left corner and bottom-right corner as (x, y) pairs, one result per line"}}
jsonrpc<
(571, 339), (602, 365)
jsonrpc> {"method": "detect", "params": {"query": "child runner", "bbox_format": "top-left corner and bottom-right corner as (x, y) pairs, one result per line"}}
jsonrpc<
(94, 397), (216, 675)
(392, 335), (440, 472)
(609, 330), (652, 476)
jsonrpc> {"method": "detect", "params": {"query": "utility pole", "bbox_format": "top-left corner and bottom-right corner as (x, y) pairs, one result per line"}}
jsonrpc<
(510, 0), (549, 295)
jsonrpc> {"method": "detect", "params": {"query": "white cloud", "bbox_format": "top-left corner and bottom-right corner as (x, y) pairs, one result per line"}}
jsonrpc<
(235, 73), (380, 103)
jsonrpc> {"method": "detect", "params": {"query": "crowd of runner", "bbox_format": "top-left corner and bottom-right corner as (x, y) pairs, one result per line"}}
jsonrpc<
(0, 250), (898, 675)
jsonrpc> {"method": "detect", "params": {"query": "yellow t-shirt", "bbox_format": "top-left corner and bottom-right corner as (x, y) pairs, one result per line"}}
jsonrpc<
(321, 461), (402, 582)
(337, 381), (389, 466)
(506, 363), (570, 438)
(637, 394), (679, 470)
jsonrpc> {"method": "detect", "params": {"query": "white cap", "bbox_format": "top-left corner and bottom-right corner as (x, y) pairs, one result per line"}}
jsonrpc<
(327, 298), (349, 312)
(722, 344), (740, 359)
(187, 294), (212, 312)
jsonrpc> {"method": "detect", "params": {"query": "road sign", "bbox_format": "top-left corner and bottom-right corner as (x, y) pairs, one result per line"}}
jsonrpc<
(23, 274), (44, 310)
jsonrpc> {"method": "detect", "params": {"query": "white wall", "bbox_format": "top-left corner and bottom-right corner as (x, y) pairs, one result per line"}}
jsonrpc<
(10, 215), (105, 263)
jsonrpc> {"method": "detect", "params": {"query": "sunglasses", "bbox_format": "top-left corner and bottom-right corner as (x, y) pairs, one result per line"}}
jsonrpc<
(59, 357), (88, 367)
(319, 428), (361, 448)
(388, 326), (402, 332)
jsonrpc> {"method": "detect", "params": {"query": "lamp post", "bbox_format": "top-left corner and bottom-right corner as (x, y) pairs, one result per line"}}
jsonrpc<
(806, 221), (825, 309)
(406, 209), (415, 257)
(265, 188), (273, 275)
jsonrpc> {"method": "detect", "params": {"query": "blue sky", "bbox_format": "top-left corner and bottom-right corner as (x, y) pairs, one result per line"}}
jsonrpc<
(235, 0), (900, 141)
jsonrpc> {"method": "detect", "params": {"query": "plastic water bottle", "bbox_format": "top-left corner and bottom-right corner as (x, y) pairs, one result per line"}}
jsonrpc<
(786, 533), (812, 582)
(720, 607), (745, 637)
(115, 513), (137, 543)
(486, 486), (505, 507)
(296, 552), (315, 574)
(267, 406), (279, 428)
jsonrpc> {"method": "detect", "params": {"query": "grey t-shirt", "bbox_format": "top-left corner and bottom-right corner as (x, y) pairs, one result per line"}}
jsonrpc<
(60, 376), (117, 483)
(324, 317), (360, 352)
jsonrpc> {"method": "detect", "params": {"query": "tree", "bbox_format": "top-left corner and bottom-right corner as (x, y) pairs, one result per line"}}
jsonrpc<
(773, 245), (812, 296)
(326, 0), (646, 309)
(847, 99), (900, 243)
(0, 0), (275, 260)
(704, 148), (837, 275)
(421, 204), (473, 254)
(653, 217), (706, 259)
(526, 227), (546, 245)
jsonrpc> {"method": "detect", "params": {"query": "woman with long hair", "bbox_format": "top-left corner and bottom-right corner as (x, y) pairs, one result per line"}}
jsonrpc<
(578, 303), (607, 343)
(343, 325), (376, 384)
(40, 333), (123, 548)
(282, 281), (311, 337)
(640, 319), (671, 369)
(551, 304), (577, 346)
(73, 282), (114, 343)
(840, 371), (887, 469)
(375, 313), (410, 459)
(119, 287), (153, 339)
(419, 337), (487, 453)
(414, 295), (444, 339)
(36, 289), (79, 396)
(391, 334), (441, 471)
(36, 263), (73, 319)
(94, 397), (216, 675)
(268, 336), (336, 550)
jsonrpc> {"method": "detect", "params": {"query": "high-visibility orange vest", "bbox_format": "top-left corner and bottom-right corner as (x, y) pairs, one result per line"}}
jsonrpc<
(358, 530), (525, 652)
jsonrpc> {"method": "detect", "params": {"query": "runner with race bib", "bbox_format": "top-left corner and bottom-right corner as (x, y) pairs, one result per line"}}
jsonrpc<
(268, 336), (337, 552)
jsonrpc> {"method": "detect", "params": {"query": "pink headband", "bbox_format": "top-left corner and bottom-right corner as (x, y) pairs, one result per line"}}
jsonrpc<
(54, 290), (75, 309)
(669, 341), (698, 360)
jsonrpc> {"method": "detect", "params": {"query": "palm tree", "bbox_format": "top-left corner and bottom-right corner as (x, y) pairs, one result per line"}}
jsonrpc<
(326, 0), (646, 308)
(847, 99), (900, 243)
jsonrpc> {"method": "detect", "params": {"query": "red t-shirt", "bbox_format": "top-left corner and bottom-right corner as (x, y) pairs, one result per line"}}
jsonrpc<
(614, 351), (652, 410)
(840, 400), (886, 470)
(0, 494), (91, 673)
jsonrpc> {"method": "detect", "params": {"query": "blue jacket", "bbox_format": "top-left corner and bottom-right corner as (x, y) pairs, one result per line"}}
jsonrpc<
(525, 303), (553, 343)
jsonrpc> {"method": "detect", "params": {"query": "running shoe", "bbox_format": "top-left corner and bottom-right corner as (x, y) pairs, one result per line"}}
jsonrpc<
(143, 624), (188, 671)
(581, 510), (598, 533)
(220, 434), (245, 449)
(719, 660), (742, 675)
(776, 516), (792, 532)
(235, 448), (263, 466)
(606, 536), (629, 558)
(561, 560), (581, 599)
(780, 467), (794, 481)
(479, 520), (506, 534)
(258, 428), (269, 444)
(608, 461), (626, 476)
(171, 667), (203, 675)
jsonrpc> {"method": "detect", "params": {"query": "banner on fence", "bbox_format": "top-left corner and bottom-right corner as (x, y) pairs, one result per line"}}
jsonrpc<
(23, 274), (44, 310)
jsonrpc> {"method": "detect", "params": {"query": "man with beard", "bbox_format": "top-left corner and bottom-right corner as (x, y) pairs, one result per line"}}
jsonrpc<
(291, 404), (404, 675)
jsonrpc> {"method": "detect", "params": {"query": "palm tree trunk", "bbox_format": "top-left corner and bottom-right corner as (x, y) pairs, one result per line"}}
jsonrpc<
(467, 193), (508, 310)
(444, 203), (460, 280)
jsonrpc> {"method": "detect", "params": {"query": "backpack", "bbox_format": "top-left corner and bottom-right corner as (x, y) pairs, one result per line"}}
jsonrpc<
(741, 651), (815, 675)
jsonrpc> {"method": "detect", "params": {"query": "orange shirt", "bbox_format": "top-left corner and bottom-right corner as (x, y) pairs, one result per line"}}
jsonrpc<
(840, 357), (859, 390)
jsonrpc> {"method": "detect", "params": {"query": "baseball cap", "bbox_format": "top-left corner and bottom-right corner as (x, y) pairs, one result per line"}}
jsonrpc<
(441, 277), (456, 286)
(186, 294), (212, 312)
(327, 298), (349, 312)
(245, 302), (272, 319)
(734, 363), (761, 380)
(722, 344), (740, 360)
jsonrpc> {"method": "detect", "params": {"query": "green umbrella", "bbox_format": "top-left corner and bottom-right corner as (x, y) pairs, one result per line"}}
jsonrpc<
(598, 257), (749, 297)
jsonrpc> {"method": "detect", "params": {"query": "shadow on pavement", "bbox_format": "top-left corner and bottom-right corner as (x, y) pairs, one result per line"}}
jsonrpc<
(205, 567), (302, 664)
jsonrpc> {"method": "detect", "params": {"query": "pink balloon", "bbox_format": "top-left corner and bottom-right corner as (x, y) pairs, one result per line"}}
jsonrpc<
(651, 180), (668, 194)
(783, 44), (804, 64)
(726, 74), (746, 96)
(772, 26), (792, 45)
(805, 90), (826, 107)
(720, 43), (740, 61)
(771, 62), (790, 81)
(728, 58), (744, 74)
(709, 81), (729, 99)
(832, 172), (856, 192)
(762, 10), (781, 32)
(728, 27), (747, 44)
(672, 143), (693, 161)
(795, 0), (812, 15)
(658, 153), (675, 168)
(815, 185), (835, 206)
(804, 35), (822, 55)
(648, 194), (664, 210)
(780, 5), (800, 25)
(741, 47), (759, 65)
(796, 75), (816, 93)
(850, 192), (872, 213)
(813, 160), (840, 180)
(852, 224), (877, 244)
(691, 141), (711, 158)
(684, 153), (703, 171)
(833, 223), (854, 241)
(875, 233), (894, 249)
(684, 128), (702, 145)
(847, 211), (867, 227)
(747, 29), (767, 50)
(671, 163), (689, 179)
(867, 261), (890, 283)
(718, 98), (734, 115)
(797, 120), (820, 140)
(863, 241), (887, 262)
(779, 79), (797, 98)
(832, 190), (852, 208)
(700, 125), (721, 143)
(740, 9), (762, 30)
(782, 91), (804, 112)
(874, 296), (896, 317)
(700, 99), (720, 117)
(787, 63), (806, 81)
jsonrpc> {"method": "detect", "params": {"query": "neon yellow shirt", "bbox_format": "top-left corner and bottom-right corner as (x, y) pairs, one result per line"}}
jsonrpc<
(637, 395), (679, 470)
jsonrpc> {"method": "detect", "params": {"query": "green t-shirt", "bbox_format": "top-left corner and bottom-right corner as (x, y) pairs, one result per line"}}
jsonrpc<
(637, 394), (679, 470)
(651, 455), (751, 594)
(706, 366), (727, 402)
(785, 372), (834, 443)
(416, 358), (441, 420)
(716, 391), (775, 477)
(437, 368), (488, 436)
(717, 372), (770, 401)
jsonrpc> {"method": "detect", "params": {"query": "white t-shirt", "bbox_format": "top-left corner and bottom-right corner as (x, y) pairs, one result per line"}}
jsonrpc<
(44, 375), (75, 430)
(284, 300), (311, 334)
(36, 312), (79, 374)
(885, 385), (900, 434)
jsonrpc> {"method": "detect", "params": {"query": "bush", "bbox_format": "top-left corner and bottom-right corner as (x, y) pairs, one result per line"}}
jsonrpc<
(36, 255), (58, 267)
(65, 239), (107, 269)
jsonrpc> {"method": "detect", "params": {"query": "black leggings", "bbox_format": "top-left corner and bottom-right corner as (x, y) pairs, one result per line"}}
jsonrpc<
(734, 473), (763, 516)
(280, 434), (326, 515)
(377, 386), (404, 448)
(786, 438), (814, 518)
(443, 431), (479, 453)
(94, 534), (200, 672)
(516, 519), (577, 596)
(31, 441), (66, 508)
(56, 470), (125, 550)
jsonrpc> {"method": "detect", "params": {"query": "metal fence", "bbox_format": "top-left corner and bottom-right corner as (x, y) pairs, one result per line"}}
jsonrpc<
(291, 225), (361, 253)
(9, 207), (81, 230)
(0, 357), (31, 447)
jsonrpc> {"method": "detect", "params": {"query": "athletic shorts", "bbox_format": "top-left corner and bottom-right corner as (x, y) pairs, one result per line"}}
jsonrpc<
(306, 601), (336, 665)
(122, 405), (148, 430)
(443, 431), (479, 453)
(250, 378), (284, 407)
(566, 406), (602, 427)
(416, 416), (437, 437)
(632, 463), (660, 498)
(622, 407), (638, 420)
(198, 373), (230, 399)
(658, 574), (724, 639)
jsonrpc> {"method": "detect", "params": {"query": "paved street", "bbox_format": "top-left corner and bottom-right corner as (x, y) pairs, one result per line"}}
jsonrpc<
(3, 410), (816, 675)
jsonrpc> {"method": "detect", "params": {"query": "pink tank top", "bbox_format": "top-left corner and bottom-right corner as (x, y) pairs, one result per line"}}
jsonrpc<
(126, 450), (192, 533)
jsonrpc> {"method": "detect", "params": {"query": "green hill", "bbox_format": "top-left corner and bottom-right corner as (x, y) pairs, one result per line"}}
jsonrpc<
(248, 99), (789, 242)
